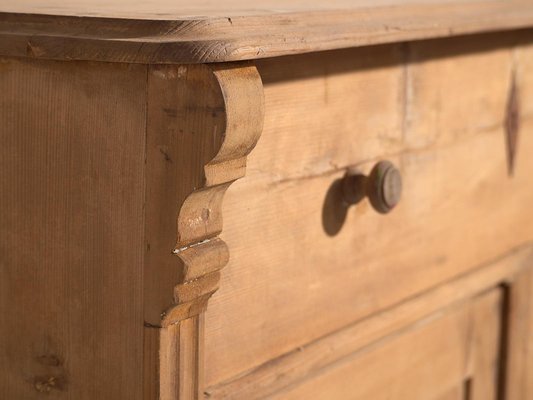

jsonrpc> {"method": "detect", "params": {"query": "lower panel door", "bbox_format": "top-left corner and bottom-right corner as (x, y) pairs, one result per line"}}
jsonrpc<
(271, 288), (504, 400)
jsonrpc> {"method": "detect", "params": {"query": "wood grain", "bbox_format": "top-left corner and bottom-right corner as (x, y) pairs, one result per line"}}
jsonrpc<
(144, 62), (264, 327)
(1, 1), (533, 63)
(267, 288), (503, 400)
(0, 57), (147, 399)
(2, 23), (533, 400)
(205, 35), (533, 387)
(143, 62), (264, 399)
(0, 57), (264, 399)
(245, 33), (524, 183)
(504, 265), (533, 399)
(144, 63), (226, 327)
(0, 0), (516, 18)
(159, 315), (204, 400)
(206, 244), (533, 399)
(467, 289), (502, 400)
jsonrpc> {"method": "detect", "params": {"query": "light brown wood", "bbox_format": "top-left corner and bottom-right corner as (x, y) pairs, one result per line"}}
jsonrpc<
(467, 289), (502, 400)
(2, 1), (533, 63)
(2, 11), (533, 398)
(0, 57), (147, 399)
(0, 55), (265, 399)
(504, 266), (533, 399)
(142, 61), (264, 399)
(205, 34), (533, 387)
(0, 0), (518, 18)
(434, 387), (465, 400)
(144, 62), (263, 327)
(205, 244), (533, 399)
(254, 33), (519, 180)
(267, 288), (503, 400)
(159, 315), (204, 400)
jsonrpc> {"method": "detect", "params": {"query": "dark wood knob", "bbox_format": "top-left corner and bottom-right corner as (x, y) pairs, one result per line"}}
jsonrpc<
(342, 161), (402, 214)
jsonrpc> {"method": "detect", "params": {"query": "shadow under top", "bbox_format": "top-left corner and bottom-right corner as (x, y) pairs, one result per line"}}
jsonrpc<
(1, 0), (533, 64)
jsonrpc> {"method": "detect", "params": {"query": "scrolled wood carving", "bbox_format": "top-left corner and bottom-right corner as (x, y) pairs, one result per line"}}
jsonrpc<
(145, 61), (264, 399)
(166, 64), (264, 326)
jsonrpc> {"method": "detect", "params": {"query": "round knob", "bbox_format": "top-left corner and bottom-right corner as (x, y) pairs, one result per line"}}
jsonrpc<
(368, 161), (402, 213)
(341, 160), (402, 214)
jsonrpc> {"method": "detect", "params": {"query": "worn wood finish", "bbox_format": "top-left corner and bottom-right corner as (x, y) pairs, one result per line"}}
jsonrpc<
(159, 315), (204, 400)
(205, 35), (533, 387)
(268, 288), (503, 400)
(205, 244), (533, 399)
(504, 266), (533, 399)
(144, 61), (263, 325)
(467, 289), (502, 400)
(2, 6), (533, 399)
(254, 33), (522, 178)
(0, 57), (147, 399)
(2, 2), (533, 63)
(0, 56), (265, 399)
(143, 62), (264, 399)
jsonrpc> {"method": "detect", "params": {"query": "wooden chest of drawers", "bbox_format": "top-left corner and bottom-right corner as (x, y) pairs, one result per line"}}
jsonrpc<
(2, 1), (533, 399)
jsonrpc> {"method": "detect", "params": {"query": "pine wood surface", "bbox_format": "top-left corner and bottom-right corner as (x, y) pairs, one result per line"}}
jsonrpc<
(2, 1), (533, 63)
(143, 62), (264, 327)
(145, 62), (264, 400)
(205, 33), (533, 388)
(0, 57), (264, 399)
(205, 244), (533, 399)
(504, 265), (533, 399)
(0, 57), (147, 399)
(269, 288), (503, 400)
(2, 23), (533, 399)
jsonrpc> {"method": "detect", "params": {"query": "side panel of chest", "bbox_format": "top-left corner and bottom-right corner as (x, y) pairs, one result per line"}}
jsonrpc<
(0, 58), (147, 399)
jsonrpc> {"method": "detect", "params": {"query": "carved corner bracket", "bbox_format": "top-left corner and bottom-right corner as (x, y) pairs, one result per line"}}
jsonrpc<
(144, 61), (264, 399)
(165, 63), (264, 326)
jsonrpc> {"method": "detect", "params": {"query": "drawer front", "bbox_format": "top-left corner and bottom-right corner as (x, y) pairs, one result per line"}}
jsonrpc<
(206, 32), (533, 386)
(271, 288), (503, 400)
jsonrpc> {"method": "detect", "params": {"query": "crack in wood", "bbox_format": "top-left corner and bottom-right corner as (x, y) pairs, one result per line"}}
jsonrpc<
(505, 68), (520, 177)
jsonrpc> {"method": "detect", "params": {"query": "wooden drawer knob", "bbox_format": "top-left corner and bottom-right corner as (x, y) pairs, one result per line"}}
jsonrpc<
(342, 161), (402, 214)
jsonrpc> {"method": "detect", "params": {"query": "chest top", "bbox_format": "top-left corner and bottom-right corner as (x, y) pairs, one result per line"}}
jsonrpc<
(1, 0), (533, 64)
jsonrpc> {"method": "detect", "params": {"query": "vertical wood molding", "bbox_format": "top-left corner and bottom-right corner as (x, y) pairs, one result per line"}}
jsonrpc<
(144, 62), (264, 399)
(504, 264), (533, 399)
